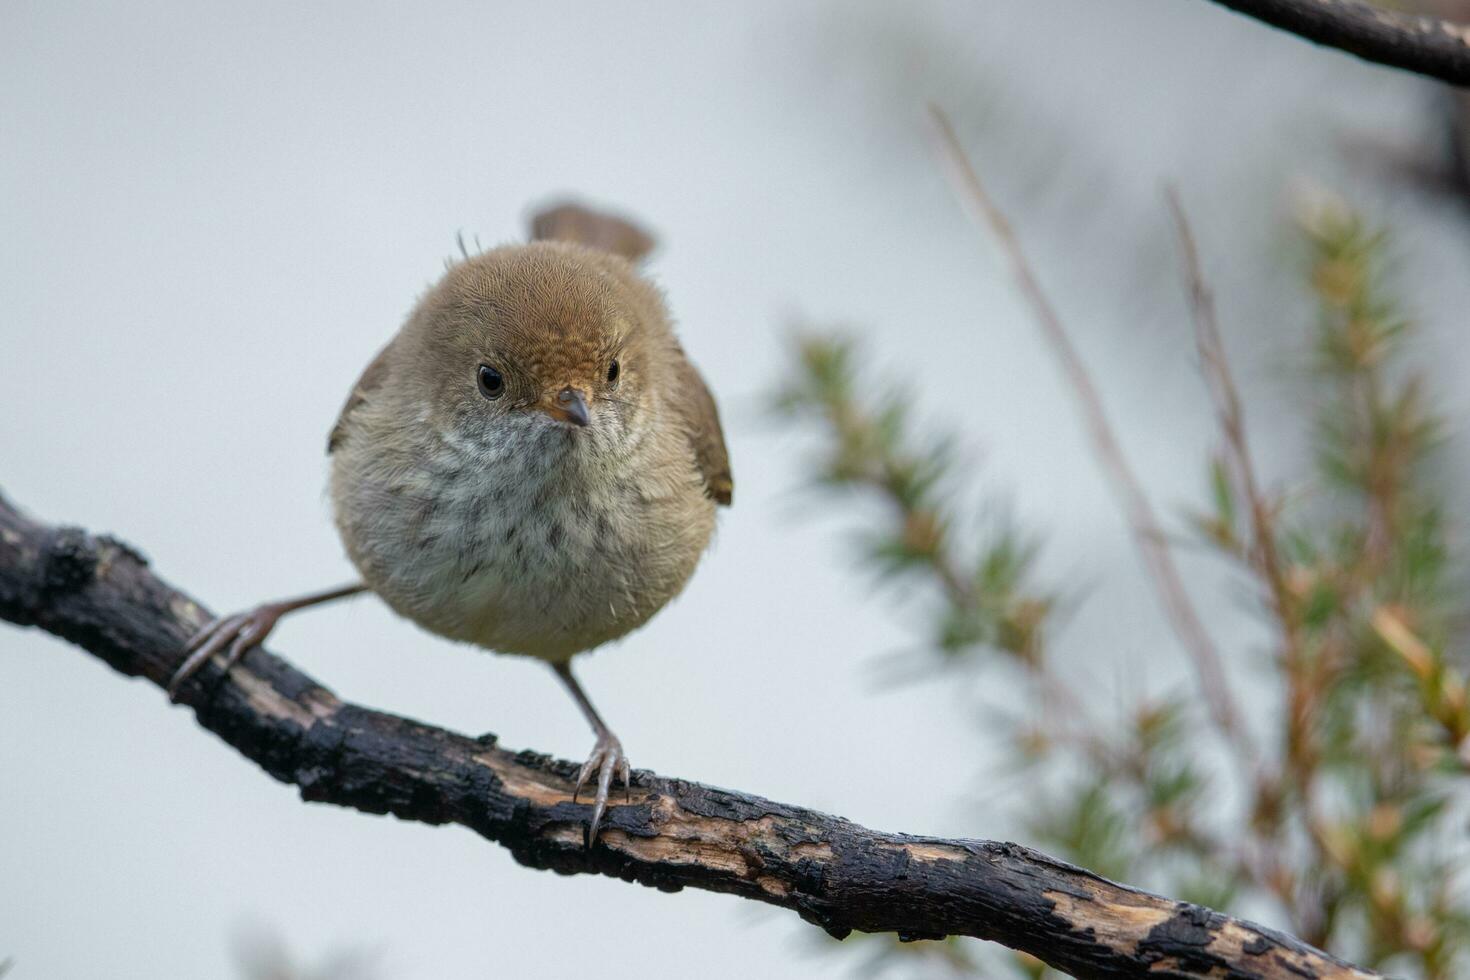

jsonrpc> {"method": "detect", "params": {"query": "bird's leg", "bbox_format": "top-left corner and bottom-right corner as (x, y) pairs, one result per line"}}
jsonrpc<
(168, 582), (368, 700)
(551, 661), (632, 847)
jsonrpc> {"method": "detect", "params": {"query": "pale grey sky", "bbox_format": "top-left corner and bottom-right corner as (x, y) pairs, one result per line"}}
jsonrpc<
(4, 1), (1469, 977)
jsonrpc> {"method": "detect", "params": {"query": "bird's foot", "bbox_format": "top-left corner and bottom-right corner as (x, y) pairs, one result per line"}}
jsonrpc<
(573, 730), (632, 847)
(167, 602), (290, 700)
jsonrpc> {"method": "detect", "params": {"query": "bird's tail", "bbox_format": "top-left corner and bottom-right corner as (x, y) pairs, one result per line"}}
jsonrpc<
(528, 200), (656, 263)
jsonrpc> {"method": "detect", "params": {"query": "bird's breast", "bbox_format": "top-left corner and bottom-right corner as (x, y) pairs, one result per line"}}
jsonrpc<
(331, 431), (715, 662)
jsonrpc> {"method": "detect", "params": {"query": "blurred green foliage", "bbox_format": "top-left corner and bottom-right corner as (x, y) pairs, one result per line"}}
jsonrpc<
(773, 198), (1470, 978)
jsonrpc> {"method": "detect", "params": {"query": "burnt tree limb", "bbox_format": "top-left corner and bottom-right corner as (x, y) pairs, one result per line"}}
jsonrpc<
(0, 489), (1378, 980)
(1201, 0), (1470, 85)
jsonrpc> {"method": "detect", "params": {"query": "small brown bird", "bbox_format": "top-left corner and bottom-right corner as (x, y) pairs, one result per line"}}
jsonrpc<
(170, 202), (732, 843)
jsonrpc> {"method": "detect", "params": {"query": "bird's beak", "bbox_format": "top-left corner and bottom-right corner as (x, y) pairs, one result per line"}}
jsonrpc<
(540, 385), (591, 427)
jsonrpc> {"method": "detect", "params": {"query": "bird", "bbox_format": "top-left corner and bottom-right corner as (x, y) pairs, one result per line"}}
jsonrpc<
(169, 201), (732, 844)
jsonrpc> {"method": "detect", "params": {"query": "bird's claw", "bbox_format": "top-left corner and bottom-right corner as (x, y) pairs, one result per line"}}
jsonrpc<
(573, 731), (631, 847)
(167, 603), (286, 700)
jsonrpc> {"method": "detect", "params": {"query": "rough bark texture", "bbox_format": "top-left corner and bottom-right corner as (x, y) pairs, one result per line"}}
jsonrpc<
(1203, 0), (1470, 85)
(0, 489), (1380, 980)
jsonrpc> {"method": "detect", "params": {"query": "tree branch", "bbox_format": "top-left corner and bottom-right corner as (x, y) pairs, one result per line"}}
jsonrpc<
(1199, 0), (1470, 86)
(0, 488), (1378, 980)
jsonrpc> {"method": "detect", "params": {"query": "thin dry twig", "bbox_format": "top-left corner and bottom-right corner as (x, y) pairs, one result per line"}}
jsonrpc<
(1165, 189), (1289, 606)
(927, 106), (1257, 767)
(1164, 188), (1330, 921)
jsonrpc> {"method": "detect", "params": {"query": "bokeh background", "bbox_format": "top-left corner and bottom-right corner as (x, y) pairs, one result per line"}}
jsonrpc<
(4, 1), (1469, 977)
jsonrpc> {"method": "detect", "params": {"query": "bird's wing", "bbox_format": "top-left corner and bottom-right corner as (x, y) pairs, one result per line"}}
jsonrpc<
(671, 347), (733, 506)
(529, 202), (656, 262)
(327, 340), (394, 454)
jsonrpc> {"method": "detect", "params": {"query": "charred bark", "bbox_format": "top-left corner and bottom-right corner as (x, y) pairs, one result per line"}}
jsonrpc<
(0, 490), (1378, 980)
(1203, 0), (1470, 85)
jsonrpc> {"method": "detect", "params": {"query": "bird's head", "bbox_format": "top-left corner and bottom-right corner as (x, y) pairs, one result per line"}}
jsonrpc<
(399, 241), (667, 461)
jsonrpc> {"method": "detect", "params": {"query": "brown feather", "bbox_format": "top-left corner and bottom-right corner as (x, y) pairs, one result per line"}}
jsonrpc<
(327, 340), (394, 454)
(529, 201), (656, 263)
(526, 204), (730, 504)
(333, 210), (730, 506)
(670, 345), (733, 506)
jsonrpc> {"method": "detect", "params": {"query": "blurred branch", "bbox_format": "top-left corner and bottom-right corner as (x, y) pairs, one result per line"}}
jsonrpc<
(1167, 190), (1287, 622)
(928, 107), (1259, 771)
(1165, 193), (1309, 799)
(0, 489), (1382, 980)
(773, 331), (1083, 735)
(1160, 190), (1469, 969)
(1200, 0), (1470, 85)
(1371, 606), (1470, 760)
(1164, 190), (1344, 935)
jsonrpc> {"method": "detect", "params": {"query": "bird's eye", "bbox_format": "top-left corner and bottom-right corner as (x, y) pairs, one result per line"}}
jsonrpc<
(477, 364), (505, 400)
(607, 359), (620, 385)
